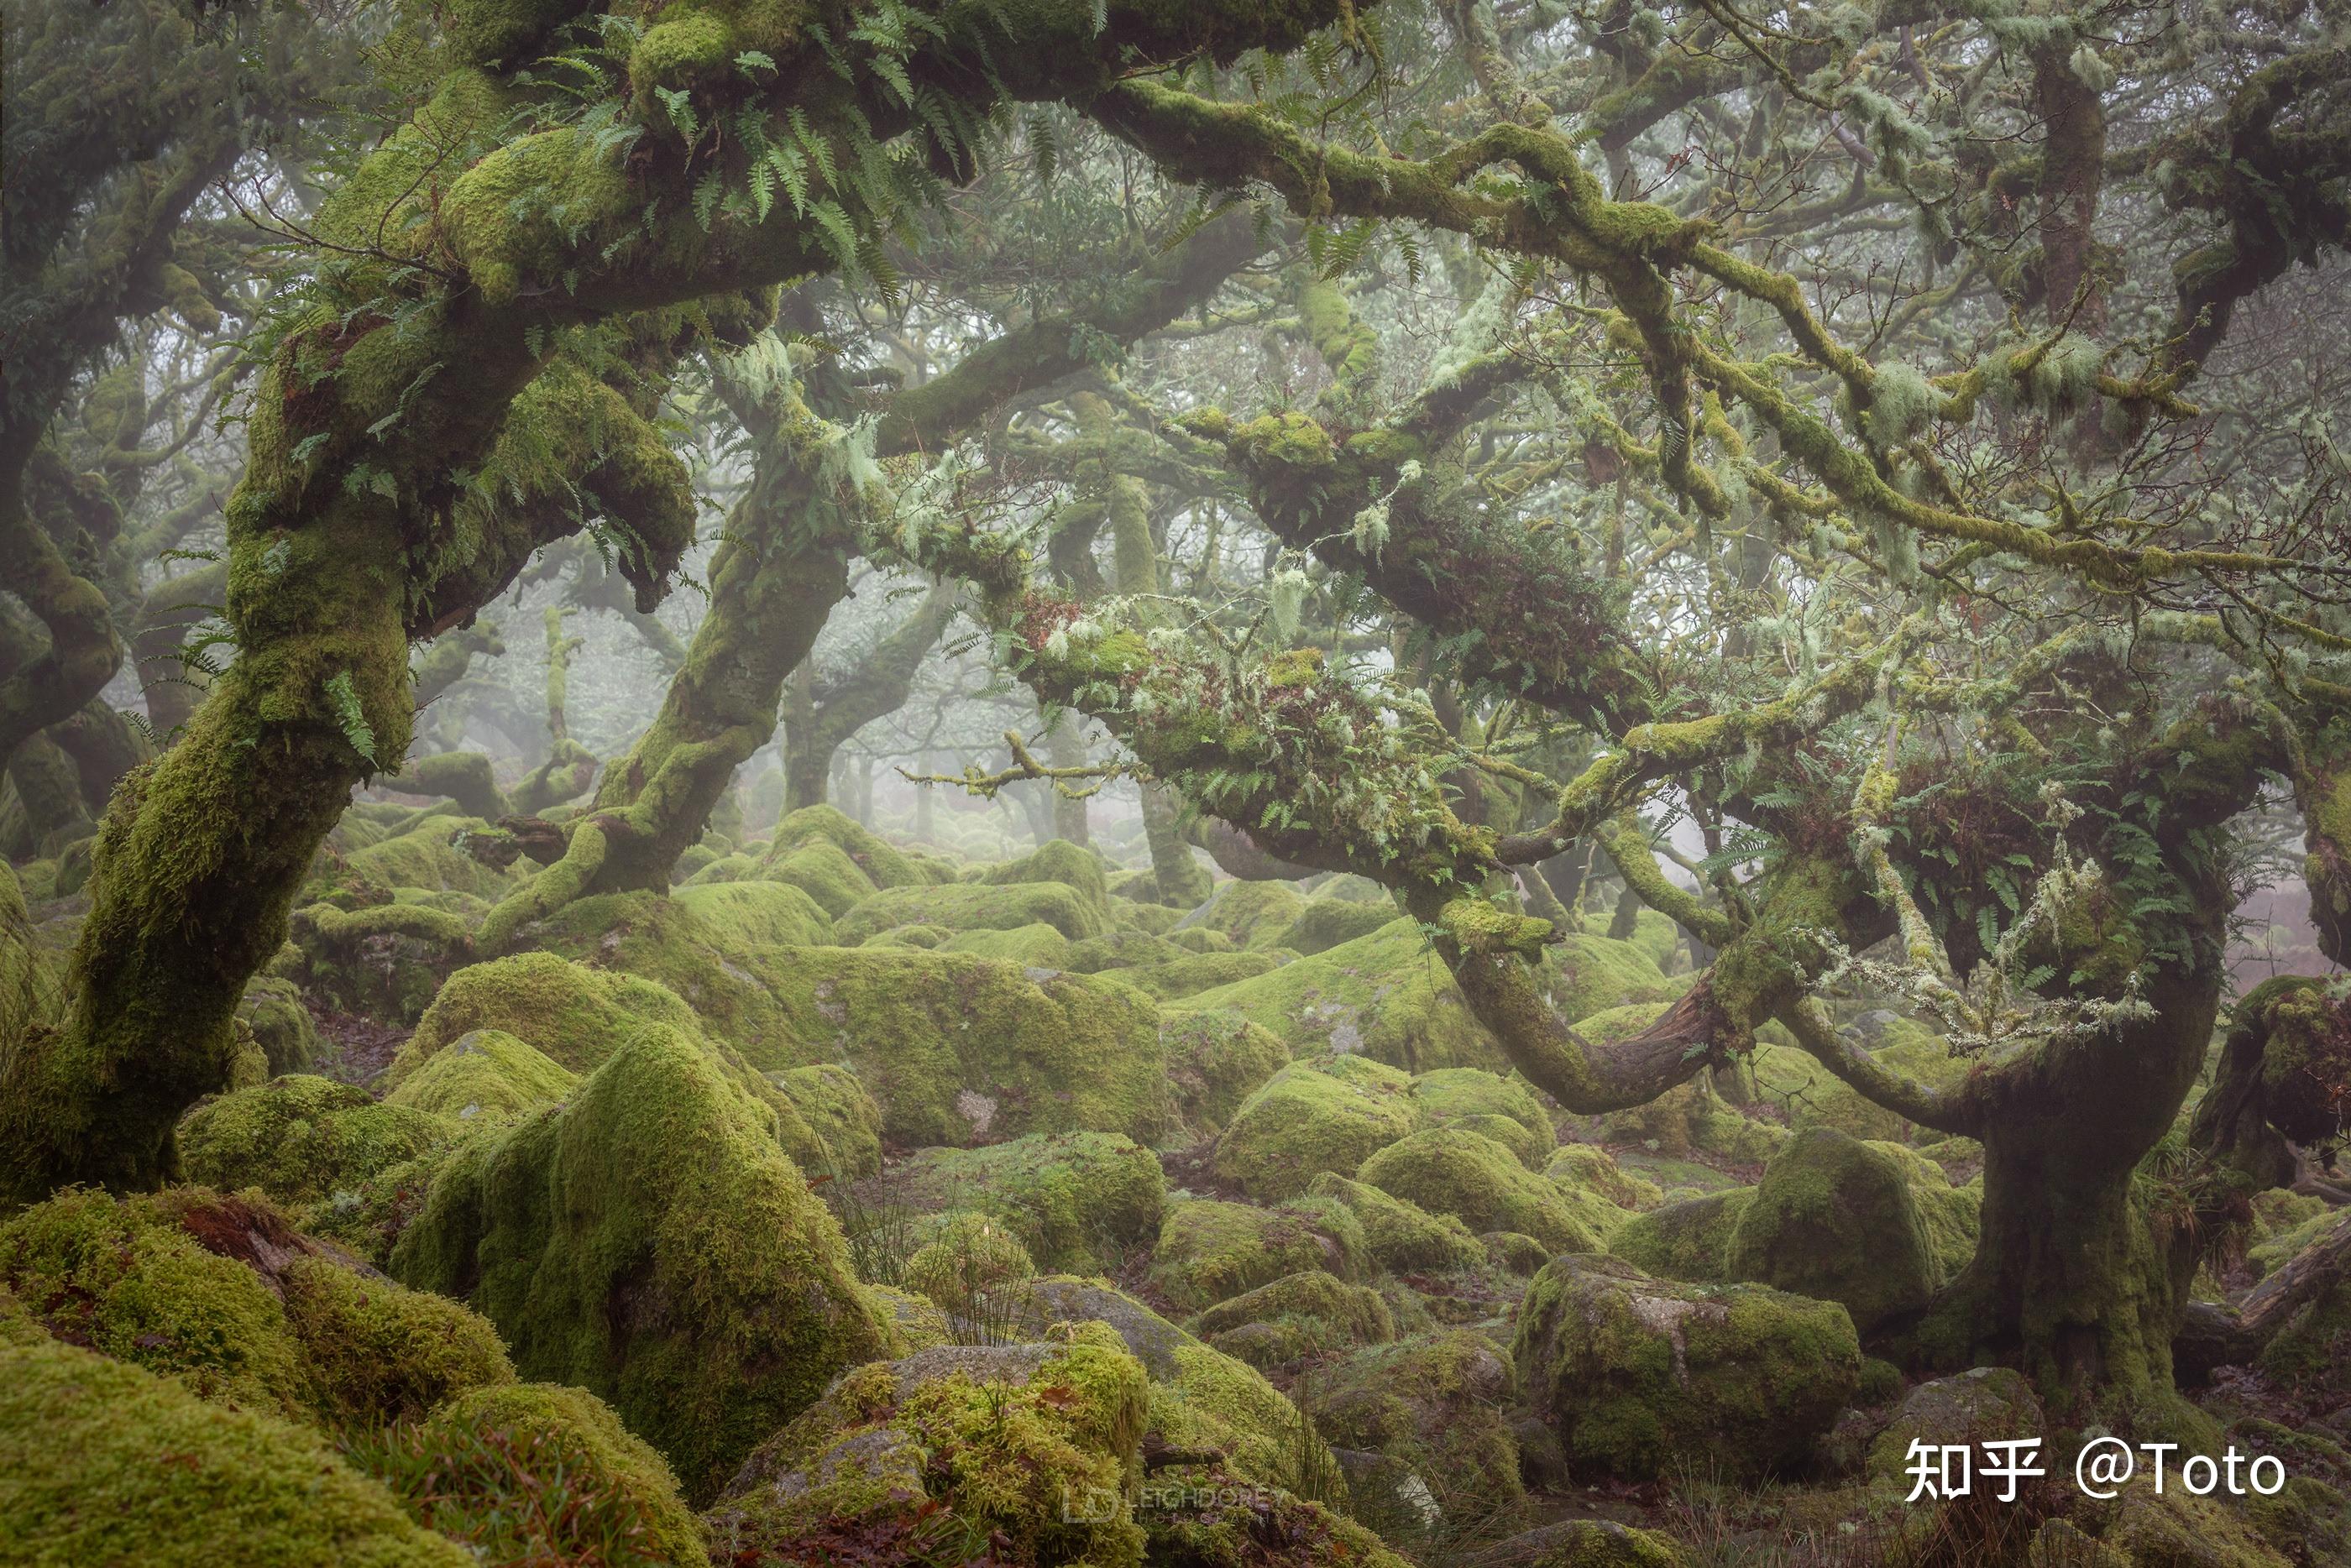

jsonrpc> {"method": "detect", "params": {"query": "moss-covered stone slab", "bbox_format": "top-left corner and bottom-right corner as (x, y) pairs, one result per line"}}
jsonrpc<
(1181, 917), (1502, 1072)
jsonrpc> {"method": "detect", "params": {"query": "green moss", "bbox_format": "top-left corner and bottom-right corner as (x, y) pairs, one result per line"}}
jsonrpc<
(238, 976), (319, 1076)
(868, 1132), (1166, 1272)
(1359, 1126), (1602, 1253)
(1178, 880), (1308, 948)
(1160, 1008), (1292, 1137)
(860, 920), (949, 947)
(329, 816), (521, 903)
(1271, 893), (1399, 955)
(903, 1210), (1037, 1316)
(1543, 932), (1682, 1023)
(1183, 917), (1502, 1071)
(280, 1254), (515, 1432)
(1067, 928), (1188, 971)
(383, 1028), (579, 1122)
(2102, 1478), (2296, 1567)
(1863, 1368), (2041, 1492)
(750, 945), (1171, 1147)
(1725, 1127), (1939, 1334)
(1213, 1052), (1419, 1200)
(865, 1283), (955, 1351)
(759, 839), (877, 917)
(179, 1076), (453, 1207)
(772, 1062), (883, 1179)
(1191, 1269), (1395, 1366)
(1606, 1189), (1755, 1283)
(401, 1382), (705, 1566)
(673, 877), (834, 947)
(704, 1330), (1151, 1567)
(1150, 1195), (1369, 1313)
(1167, 925), (1238, 954)
(1413, 1067), (1555, 1168)
(0, 1331), (472, 1567)
(766, 803), (929, 889)
(1547, 1143), (1664, 1212)
(389, 1025), (888, 1502)
(1123, 948), (1289, 1000)
(984, 838), (1112, 908)
(1306, 1329), (1525, 1528)
(1306, 1171), (1487, 1273)
(1744, 1017), (1966, 1143)
(391, 951), (704, 1081)
(1513, 1254), (1861, 1482)
(834, 879), (1109, 944)
(940, 919), (1075, 967)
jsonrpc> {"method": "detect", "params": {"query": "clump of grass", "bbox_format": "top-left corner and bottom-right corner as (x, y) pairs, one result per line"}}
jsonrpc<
(346, 1419), (668, 1568)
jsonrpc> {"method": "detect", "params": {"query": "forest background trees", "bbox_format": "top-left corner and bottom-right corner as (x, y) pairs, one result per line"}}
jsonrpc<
(5, 0), (2351, 1443)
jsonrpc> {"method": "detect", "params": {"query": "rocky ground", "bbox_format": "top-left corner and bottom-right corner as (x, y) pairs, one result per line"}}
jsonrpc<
(4, 802), (2346, 1566)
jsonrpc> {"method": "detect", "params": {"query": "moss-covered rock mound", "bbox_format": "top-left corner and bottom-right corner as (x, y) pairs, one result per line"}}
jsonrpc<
(390, 1024), (887, 1501)
(1190, 1269), (1396, 1367)
(1181, 918), (1501, 1072)
(179, 1075), (453, 1207)
(1725, 1127), (1940, 1334)
(1213, 1053), (1419, 1201)
(1149, 1195), (1369, 1313)
(382, 1028), (578, 1122)
(858, 1131), (1166, 1272)
(1513, 1253), (1860, 1482)
(1358, 1126), (1602, 1254)
(1306, 1171), (1487, 1273)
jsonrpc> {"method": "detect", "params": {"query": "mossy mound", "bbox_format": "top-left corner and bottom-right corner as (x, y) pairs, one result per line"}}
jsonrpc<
(982, 837), (1112, 908)
(771, 1062), (884, 1179)
(1589, 1056), (1783, 1163)
(834, 880), (1107, 945)
(758, 839), (876, 917)
(939, 919), (1075, 967)
(1411, 1067), (1554, 1168)
(1725, 1127), (1940, 1334)
(2098, 1479), (2294, 1567)
(179, 1075), (453, 1207)
(1306, 1329), (1526, 1531)
(1123, 949), (1290, 1001)
(1546, 1143), (1664, 1211)
(1150, 1195), (1369, 1314)
(1176, 879), (1308, 949)
(1514, 1253), (1860, 1482)
(1542, 933), (1682, 1023)
(1606, 1189), (1755, 1283)
(0, 1330), (474, 1568)
(1212, 1053), (1420, 1201)
(1271, 893), (1400, 956)
(863, 1131), (1166, 1272)
(859, 921), (949, 948)
(330, 814), (521, 903)
(1067, 928), (1188, 972)
(388, 1381), (706, 1565)
(392, 950), (704, 1080)
(1359, 1126), (1602, 1253)
(1167, 925), (1238, 954)
(1469, 1519), (1688, 1568)
(1016, 1277), (1343, 1492)
(1191, 1269), (1395, 1367)
(1182, 917), (1502, 1071)
(903, 1210), (1037, 1317)
(238, 975), (320, 1076)
(383, 1028), (578, 1123)
(754, 945), (1170, 1147)
(2, 1188), (512, 1433)
(1864, 1367), (2042, 1492)
(704, 1330), (1151, 1567)
(672, 877), (834, 948)
(1160, 1009), (1292, 1137)
(390, 1025), (888, 1502)
(1306, 1171), (1486, 1273)
(2254, 1223), (2351, 1403)
(1744, 1015), (1966, 1144)
(764, 803), (933, 890)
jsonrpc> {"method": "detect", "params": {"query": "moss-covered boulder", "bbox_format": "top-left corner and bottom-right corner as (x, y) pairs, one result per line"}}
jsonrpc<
(1212, 1053), (1419, 1201)
(390, 1381), (706, 1565)
(390, 1025), (887, 1501)
(1183, 918), (1501, 1072)
(1725, 1128), (1940, 1334)
(754, 946), (1171, 1147)
(2, 1188), (511, 1434)
(1359, 1126), (1601, 1254)
(0, 1329), (474, 1568)
(983, 837), (1112, 908)
(1177, 879), (1308, 949)
(383, 1028), (578, 1123)
(1309, 1328), (1526, 1526)
(1123, 949), (1290, 1001)
(1472, 1519), (1689, 1568)
(672, 877), (834, 947)
(238, 975), (320, 1076)
(391, 951), (703, 1080)
(1191, 1270), (1395, 1367)
(1513, 1253), (1861, 1482)
(939, 919), (1075, 967)
(1606, 1189), (1755, 1283)
(1413, 1067), (1555, 1168)
(703, 1330), (1151, 1566)
(179, 1075), (453, 1207)
(1015, 1277), (1342, 1492)
(834, 880), (1107, 945)
(2098, 1480), (2293, 1568)
(1160, 1009), (1292, 1137)
(759, 839), (877, 917)
(331, 814), (521, 902)
(1272, 893), (1400, 956)
(860, 1132), (1166, 1273)
(1150, 1195), (1369, 1314)
(1067, 928), (1188, 972)
(763, 803), (933, 890)
(770, 1062), (884, 1179)
(1544, 933), (1682, 1023)
(1306, 1171), (1486, 1273)
(1864, 1367), (2042, 1492)
(1744, 1015), (1966, 1144)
